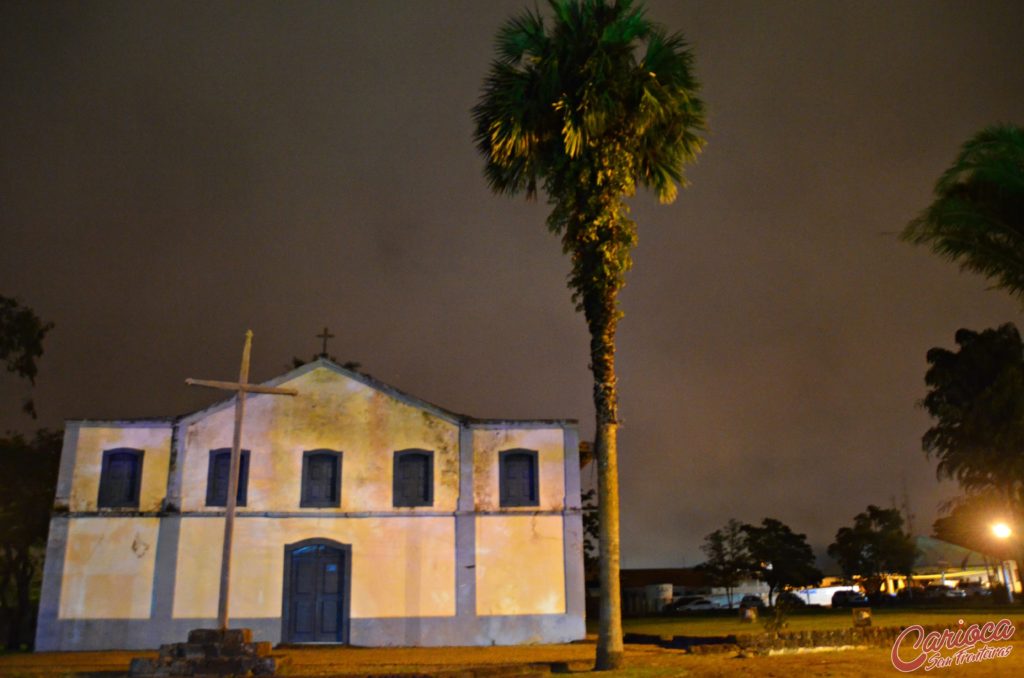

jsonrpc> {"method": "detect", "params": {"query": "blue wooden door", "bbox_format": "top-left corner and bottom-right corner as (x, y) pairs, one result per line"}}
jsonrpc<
(287, 545), (344, 642)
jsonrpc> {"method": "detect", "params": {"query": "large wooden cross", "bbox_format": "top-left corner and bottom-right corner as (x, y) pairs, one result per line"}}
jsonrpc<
(186, 330), (298, 631)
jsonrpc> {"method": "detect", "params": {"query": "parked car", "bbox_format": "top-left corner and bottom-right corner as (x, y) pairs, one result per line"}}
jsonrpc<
(956, 582), (992, 598)
(673, 597), (719, 612)
(924, 584), (967, 600)
(831, 590), (869, 608)
(738, 594), (766, 609)
(896, 585), (927, 601)
(868, 591), (898, 607)
(663, 595), (704, 613)
(775, 591), (808, 608)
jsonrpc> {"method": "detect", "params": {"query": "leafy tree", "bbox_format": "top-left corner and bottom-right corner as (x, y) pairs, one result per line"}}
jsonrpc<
(700, 519), (749, 608)
(0, 429), (61, 648)
(473, 1), (705, 667)
(920, 324), (1024, 505)
(901, 124), (1024, 299)
(0, 296), (54, 418)
(828, 505), (918, 594)
(743, 518), (821, 606)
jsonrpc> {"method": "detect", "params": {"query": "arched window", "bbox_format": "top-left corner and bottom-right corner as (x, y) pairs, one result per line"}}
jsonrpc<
(301, 450), (342, 507)
(393, 449), (433, 507)
(499, 449), (539, 507)
(206, 448), (250, 507)
(97, 448), (144, 508)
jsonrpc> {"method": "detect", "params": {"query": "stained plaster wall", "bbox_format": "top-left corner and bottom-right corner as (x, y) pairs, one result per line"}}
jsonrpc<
(475, 515), (565, 615)
(178, 367), (460, 513)
(68, 424), (172, 512)
(59, 517), (159, 619)
(470, 427), (569, 617)
(172, 516), (455, 619)
(471, 428), (565, 512)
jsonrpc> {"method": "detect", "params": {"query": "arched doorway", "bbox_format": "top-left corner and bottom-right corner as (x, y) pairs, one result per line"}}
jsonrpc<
(281, 539), (351, 643)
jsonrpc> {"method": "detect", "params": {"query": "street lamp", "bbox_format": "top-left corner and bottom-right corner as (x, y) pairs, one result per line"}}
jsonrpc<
(992, 522), (1015, 603)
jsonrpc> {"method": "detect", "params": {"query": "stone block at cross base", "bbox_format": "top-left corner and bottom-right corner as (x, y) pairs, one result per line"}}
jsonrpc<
(253, 657), (278, 675)
(187, 628), (253, 645)
(132, 629), (275, 677)
(129, 658), (158, 675)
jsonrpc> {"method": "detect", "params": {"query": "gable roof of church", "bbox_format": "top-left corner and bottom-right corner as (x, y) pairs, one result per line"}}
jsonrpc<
(183, 356), (466, 426)
(70, 357), (577, 428)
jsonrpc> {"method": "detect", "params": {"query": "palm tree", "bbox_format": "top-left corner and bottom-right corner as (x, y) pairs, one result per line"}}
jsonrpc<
(473, 1), (705, 668)
(902, 124), (1024, 297)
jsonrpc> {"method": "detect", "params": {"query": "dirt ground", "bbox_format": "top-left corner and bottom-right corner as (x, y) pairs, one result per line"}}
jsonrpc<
(1, 640), (1023, 677)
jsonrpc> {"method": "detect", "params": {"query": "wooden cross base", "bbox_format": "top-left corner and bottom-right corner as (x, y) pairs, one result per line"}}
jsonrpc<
(129, 628), (284, 677)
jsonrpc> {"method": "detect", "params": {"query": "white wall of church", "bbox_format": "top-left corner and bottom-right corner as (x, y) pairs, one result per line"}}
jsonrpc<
(172, 516), (456, 620)
(475, 515), (566, 616)
(59, 517), (159, 619)
(69, 425), (171, 512)
(178, 368), (460, 513)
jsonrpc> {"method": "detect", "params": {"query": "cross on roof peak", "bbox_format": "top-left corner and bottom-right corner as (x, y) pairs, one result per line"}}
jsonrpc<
(316, 326), (335, 358)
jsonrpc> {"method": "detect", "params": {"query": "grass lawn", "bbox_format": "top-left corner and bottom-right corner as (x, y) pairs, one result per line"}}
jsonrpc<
(604, 645), (1024, 677)
(614, 605), (1024, 638)
(3, 642), (1023, 677)
(2, 640), (1023, 677)
(3, 608), (1022, 676)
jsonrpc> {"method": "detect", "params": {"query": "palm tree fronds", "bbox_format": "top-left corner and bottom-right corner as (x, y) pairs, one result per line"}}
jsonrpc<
(902, 123), (1024, 299)
(495, 7), (549, 65)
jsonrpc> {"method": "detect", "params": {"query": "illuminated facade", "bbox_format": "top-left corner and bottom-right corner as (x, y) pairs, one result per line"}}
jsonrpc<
(36, 359), (585, 650)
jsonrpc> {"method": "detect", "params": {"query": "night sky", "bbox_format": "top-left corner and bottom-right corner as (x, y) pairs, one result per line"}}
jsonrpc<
(3, 1), (1023, 568)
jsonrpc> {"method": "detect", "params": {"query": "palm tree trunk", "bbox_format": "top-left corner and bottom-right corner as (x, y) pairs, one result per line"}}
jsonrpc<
(589, 293), (624, 671)
(595, 418), (623, 669)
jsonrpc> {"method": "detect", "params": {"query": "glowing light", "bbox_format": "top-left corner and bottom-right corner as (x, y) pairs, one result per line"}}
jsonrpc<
(992, 522), (1012, 540)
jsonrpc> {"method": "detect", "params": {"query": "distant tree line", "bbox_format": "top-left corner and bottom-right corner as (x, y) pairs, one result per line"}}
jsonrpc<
(827, 505), (917, 593)
(701, 506), (917, 604)
(699, 517), (822, 607)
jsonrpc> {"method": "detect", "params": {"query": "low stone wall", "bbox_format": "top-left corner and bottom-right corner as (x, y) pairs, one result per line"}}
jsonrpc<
(733, 625), (939, 653)
(626, 620), (1024, 655)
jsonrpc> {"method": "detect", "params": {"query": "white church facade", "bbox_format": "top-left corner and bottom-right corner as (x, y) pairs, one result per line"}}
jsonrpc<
(36, 359), (585, 650)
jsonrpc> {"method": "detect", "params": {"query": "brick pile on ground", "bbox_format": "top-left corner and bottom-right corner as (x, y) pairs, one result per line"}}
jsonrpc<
(128, 628), (282, 677)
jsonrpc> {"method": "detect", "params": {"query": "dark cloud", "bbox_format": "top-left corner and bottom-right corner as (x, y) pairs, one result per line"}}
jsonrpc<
(2, 0), (1023, 566)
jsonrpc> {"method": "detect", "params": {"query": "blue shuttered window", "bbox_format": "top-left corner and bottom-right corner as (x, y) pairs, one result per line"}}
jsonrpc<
(499, 449), (539, 507)
(206, 448), (250, 507)
(301, 450), (342, 507)
(393, 449), (433, 507)
(97, 448), (143, 508)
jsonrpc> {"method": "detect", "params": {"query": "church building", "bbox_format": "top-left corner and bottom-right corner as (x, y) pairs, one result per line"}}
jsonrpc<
(36, 359), (585, 650)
